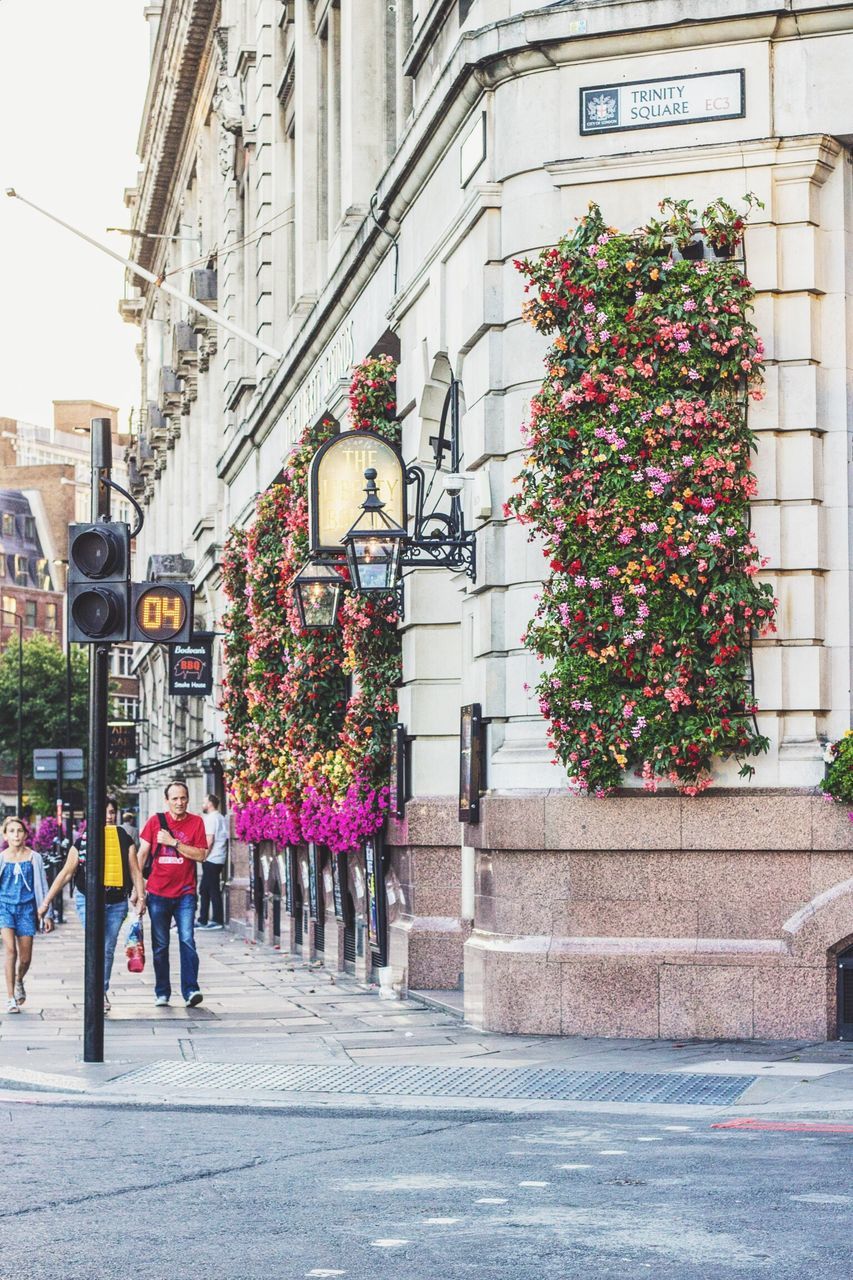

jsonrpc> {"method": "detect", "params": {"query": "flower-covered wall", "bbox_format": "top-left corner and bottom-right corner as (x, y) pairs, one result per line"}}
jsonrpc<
(508, 198), (777, 796)
(221, 356), (401, 854)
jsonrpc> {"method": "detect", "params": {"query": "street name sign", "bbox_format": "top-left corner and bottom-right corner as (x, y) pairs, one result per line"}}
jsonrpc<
(33, 748), (84, 781)
(580, 69), (745, 136)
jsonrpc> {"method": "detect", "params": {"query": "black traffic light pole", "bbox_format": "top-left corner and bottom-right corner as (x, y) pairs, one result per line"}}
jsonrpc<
(83, 418), (112, 1063)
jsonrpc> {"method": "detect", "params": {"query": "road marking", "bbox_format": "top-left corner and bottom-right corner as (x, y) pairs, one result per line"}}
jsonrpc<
(475, 1197), (507, 1204)
(424, 1217), (460, 1225)
(370, 1240), (410, 1248)
(518, 1180), (550, 1187)
(790, 1193), (851, 1205)
(662, 1125), (691, 1132)
(598, 1149), (628, 1155)
(306, 1271), (347, 1277)
(712, 1119), (853, 1134)
(635, 1136), (662, 1142)
(556, 1164), (592, 1170)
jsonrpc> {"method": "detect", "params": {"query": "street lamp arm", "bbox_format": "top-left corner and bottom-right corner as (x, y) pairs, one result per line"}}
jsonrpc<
(5, 189), (284, 362)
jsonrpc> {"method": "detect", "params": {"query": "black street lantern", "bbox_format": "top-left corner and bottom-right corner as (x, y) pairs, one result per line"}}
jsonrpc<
(342, 468), (406, 593)
(292, 560), (345, 630)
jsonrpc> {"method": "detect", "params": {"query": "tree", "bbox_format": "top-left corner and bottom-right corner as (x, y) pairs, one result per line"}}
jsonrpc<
(0, 634), (89, 803)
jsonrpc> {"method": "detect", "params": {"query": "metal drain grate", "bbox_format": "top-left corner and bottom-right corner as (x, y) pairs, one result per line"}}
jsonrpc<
(111, 1060), (755, 1106)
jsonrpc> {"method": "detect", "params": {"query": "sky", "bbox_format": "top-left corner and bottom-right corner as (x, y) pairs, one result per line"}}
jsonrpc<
(0, 1), (151, 429)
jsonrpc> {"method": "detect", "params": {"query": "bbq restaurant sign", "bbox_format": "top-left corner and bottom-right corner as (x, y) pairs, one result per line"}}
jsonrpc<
(580, 70), (745, 136)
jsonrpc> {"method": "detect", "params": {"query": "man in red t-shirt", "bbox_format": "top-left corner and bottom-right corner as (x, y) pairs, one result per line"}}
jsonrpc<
(137, 780), (208, 1008)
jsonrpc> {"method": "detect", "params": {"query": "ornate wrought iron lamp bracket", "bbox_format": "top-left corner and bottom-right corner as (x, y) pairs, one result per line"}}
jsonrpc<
(400, 378), (477, 582)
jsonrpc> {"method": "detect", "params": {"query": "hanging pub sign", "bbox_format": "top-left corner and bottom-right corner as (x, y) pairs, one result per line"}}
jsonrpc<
(580, 69), (745, 136)
(308, 430), (406, 555)
(168, 632), (215, 696)
(390, 724), (407, 818)
(459, 703), (485, 824)
(108, 723), (137, 761)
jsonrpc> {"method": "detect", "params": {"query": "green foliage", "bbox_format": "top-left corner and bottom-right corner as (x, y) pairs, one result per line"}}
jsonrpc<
(508, 199), (777, 795)
(0, 634), (89, 793)
(820, 732), (853, 808)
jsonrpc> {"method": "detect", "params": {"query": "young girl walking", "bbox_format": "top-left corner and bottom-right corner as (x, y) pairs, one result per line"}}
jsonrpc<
(0, 816), (54, 1014)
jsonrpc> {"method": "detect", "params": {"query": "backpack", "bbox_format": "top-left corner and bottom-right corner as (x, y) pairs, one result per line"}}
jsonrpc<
(142, 812), (172, 879)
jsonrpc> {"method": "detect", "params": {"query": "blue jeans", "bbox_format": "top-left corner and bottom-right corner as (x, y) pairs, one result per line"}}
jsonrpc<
(147, 893), (199, 1001)
(75, 894), (128, 992)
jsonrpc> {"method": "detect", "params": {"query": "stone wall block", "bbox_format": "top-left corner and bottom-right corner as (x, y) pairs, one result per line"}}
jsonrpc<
(567, 850), (651, 902)
(752, 644), (782, 710)
(479, 793), (546, 850)
(409, 845), (462, 916)
(748, 363), (778, 433)
(480, 951), (562, 1035)
(544, 794), (681, 851)
(811, 799), (853, 853)
(782, 644), (827, 713)
(780, 503), (825, 570)
(778, 362), (819, 431)
(743, 224), (777, 293)
(775, 571), (823, 642)
(402, 625), (462, 679)
(659, 964), (755, 1039)
(777, 223), (820, 294)
(680, 794), (811, 850)
(752, 965), (829, 1039)
(777, 431), (822, 502)
(486, 849), (571, 900)
(749, 504), (780, 567)
(404, 797), (461, 847)
(560, 957), (660, 1038)
(554, 896), (700, 939)
(773, 293), (820, 364)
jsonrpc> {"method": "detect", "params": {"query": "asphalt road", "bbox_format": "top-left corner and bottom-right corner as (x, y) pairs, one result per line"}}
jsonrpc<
(1, 1102), (849, 1280)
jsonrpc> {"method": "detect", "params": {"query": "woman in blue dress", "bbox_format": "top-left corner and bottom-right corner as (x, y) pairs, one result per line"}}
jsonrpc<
(0, 815), (54, 1014)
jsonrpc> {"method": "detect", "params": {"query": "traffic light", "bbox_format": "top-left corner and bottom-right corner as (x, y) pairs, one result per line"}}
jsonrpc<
(130, 582), (193, 644)
(67, 522), (131, 642)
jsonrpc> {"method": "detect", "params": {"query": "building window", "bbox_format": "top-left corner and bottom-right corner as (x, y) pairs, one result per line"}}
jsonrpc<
(14, 556), (28, 586)
(23, 516), (36, 542)
(114, 695), (140, 721)
(112, 645), (134, 677)
(2, 595), (17, 622)
(44, 602), (57, 632)
(0, 556), (6, 579)
(1, 514), (14, 538)
(35, 558), (52, 590)
(25, 600), (37, 629)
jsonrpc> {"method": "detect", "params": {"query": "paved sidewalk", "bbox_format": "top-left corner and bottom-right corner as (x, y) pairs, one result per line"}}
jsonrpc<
(2, 900), (852, 1118)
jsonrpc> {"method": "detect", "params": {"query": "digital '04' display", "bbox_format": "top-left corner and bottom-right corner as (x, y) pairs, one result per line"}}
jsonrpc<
(134, 587), (187, 641)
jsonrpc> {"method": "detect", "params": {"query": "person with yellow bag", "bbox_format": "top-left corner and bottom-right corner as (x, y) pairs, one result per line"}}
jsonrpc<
(38, 797), (145, 1013)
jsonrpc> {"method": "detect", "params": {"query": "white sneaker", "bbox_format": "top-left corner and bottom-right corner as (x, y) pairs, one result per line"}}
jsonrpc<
(205, 922), (224, 931)
(6, 998), (19, 1014)
(14, 978), (25, 1004)
(154, 995), (170, 1007)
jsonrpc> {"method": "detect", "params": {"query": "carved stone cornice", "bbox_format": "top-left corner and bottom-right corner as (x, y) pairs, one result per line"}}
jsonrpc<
(134, 0), (219, 282)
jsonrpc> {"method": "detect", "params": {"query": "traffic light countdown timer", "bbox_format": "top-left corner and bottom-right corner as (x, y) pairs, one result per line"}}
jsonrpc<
(131, 583), (193, 643)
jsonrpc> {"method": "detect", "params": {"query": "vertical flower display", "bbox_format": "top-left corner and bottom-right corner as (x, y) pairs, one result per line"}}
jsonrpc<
(508, 199), (777, 795)
(222, 358), (402, 852)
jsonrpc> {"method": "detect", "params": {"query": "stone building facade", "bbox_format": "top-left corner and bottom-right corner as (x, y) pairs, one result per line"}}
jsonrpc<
(125, 0), (853, 1039)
